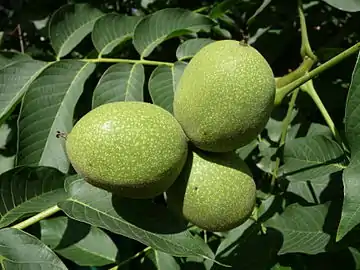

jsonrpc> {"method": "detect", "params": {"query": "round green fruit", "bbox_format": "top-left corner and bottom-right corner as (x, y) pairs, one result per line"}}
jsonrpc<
(166, 150), (256, 232)
(173, 40), (276, 152)
(65, 101), (188, 199)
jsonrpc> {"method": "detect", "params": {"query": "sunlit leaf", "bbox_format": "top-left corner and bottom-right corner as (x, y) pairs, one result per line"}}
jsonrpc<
(148, 61), (186, 113)
(265, 203), (330, 255)
(0, 228), (67, 269)
(16, 60), (95, 173)
(321, 0), (360, 12)
(92, 13), (142, 57)
(49, 3), (104, 58)
(40, 216), (117, 266)
(92, 63), (144, 108)
(0, 166), (66, 228)
(0, 60), (48, 124)
(176, 38), (214, 61)
(133, 8), (214, 58)
(58, 176), (215, 260)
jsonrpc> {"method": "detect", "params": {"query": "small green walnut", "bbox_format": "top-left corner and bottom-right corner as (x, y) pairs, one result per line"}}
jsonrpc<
(173, 40), (276, 152)
(166, 150), (256, 232)
(65, 101), (188, 199)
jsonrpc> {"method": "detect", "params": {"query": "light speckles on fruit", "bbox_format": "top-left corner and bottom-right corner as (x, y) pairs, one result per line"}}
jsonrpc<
(166, 150), (256, 232)
(65, 101), (188, 199)
(173, 40), (276, 152)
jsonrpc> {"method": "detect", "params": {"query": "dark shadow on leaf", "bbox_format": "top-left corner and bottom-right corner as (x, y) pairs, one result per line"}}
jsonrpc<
(324, 200), (342, 252)
(258, 195), (284, 222)
(56, 218), (91, 249)
(213, 224), (283, 270)
(279, 178), (316, 206)
(319, 171), (343, 203)
(111, 195), (187, 234)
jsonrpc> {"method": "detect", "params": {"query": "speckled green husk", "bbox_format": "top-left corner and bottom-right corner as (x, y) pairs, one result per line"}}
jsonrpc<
(173, 40), (276, 152)
(65, 101), (188, 199)
(166, 150), (256, 232)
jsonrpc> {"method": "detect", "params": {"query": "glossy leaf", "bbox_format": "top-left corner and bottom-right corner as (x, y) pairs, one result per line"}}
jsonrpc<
(92, 14), (142, 56)
(58, 176), (215, 260)
(17, 60), (95, 173)
(133, 8), (214, 58)
(345, 52), (360, 153)
(321, 0), (360, 12)
(176, 38), (214, 61)
(0, 228), (68, 269)
(148, 61), (186, 113)
(0, 166), (66, 228)
(40, 216), (117, 266)
(49, 3), (104, 58)
(265, 203), (330, 255)
(337, 152), (360, 241)
(92, 63), (145, 108)
(0, 60), (48, 123)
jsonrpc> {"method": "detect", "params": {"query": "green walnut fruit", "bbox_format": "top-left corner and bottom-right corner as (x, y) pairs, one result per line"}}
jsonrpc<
(173, 40), (276, 152)
(65, 101), (188, 199)
(166, 150), (256, 232)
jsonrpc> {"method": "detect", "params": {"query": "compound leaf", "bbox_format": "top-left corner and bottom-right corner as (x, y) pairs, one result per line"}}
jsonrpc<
(49, 3), (104, 58)
(0, 166), (66, 228)
(17, 60), (95, 173)
(92, 13), (142, 57)
(40, 216), (117, 266)
(133, 8), (213, 58)
(148, 61), (186, 113)
(58, 176), (215, 260)
(92, 63), (144, 108)
(0, 60), (48, 124)
(176, 38), (214, 61)
(0, 228), (67, 269)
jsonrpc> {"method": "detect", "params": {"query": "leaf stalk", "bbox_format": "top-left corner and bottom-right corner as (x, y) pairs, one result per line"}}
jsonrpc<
(11, 205), (61, 230)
